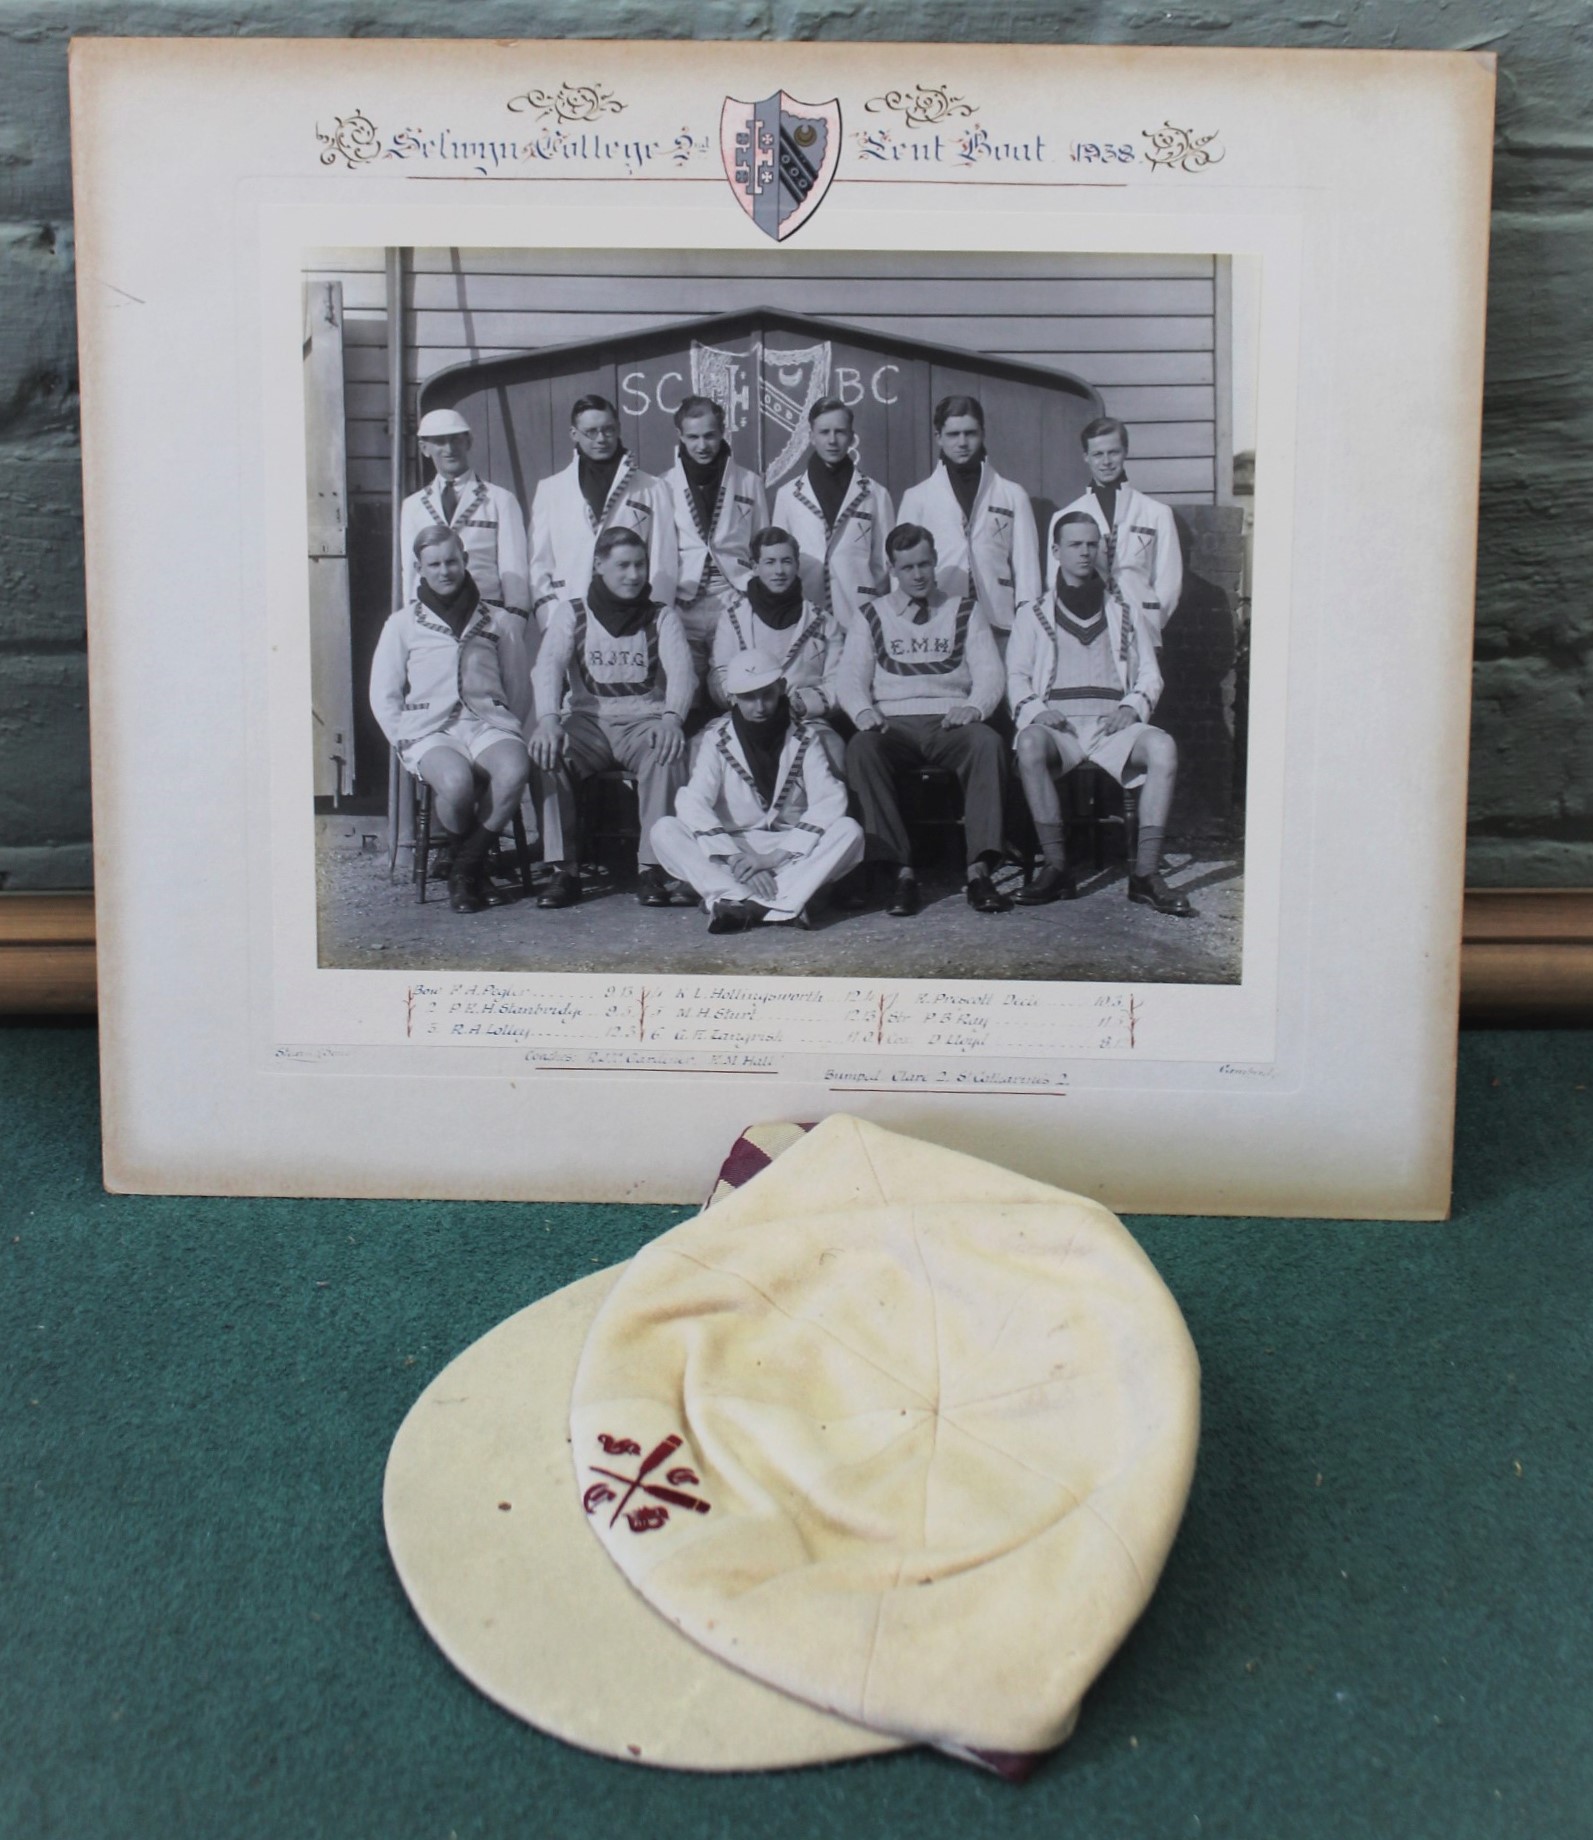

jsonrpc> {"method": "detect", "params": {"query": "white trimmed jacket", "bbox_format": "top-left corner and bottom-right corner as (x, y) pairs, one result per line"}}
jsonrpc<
(1048, 480), (1183, 638)
(676, 715), (849, 859)
(528, 455), (679, 625)
(369, 596), (534, 751)
(708, 594), (841, 714)
(897, 460), (1042, 636)
(664, 453), (769, 605)
(399, 473), (530, 617)
(771, 467), (894, 633)
(1005, 581), (1162, 731)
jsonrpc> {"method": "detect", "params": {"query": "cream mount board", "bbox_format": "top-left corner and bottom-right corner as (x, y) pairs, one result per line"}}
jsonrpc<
(70, 40), (1494, 1215)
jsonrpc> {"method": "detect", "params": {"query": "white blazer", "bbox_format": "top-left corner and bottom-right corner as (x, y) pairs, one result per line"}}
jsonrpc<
(896, 460), (1042, 636)
(1048, 481), (1183, 638)
(1006, 582), (1162, 731)
(527, 454), (679, 625)
(664, 454), (769, 603)
(399, 473), (530, 617)
(675, 716), (849, 859)
(771, 467), (894, 633)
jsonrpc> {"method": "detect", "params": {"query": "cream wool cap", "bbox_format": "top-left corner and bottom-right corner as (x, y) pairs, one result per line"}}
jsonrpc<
(571, 1115), (1200, 1774)
(384, 1264), (901, 1770)
(417, 407), (472, 438)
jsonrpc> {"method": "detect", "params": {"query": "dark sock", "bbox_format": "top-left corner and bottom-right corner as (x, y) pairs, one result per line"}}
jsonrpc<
(452, 825), (496, 877)
(1036, 821), (1067, 869)
(1134, 824), (1167, 879)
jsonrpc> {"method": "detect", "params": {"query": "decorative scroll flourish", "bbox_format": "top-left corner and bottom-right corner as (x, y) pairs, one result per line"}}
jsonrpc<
(508, 83), (625, 123)
(864, 85), (976, 129)
(316, 112), (381, 169)
(1142, 122), (1226, 173)
(582, 1432), (712, 1535)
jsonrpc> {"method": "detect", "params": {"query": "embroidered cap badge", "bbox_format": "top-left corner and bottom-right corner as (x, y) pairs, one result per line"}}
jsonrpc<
(583, 1432), (712, 1534)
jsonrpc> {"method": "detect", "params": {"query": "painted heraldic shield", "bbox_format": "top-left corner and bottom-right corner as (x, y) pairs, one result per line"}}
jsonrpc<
(720, 93), (842, 242)
(690, 337), (833, 487)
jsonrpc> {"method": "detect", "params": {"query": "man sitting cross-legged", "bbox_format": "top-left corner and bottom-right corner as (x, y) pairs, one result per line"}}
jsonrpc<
(652, 650), (864, 934)
(1008, 511), (1194, 915)
(838, 522), (1011, 917)
(529, 527), (696, 910)
(369, 524), (533, 914)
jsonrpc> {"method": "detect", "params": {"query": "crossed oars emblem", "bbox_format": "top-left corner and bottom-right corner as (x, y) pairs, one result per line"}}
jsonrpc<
(583, 1433), (712, 1534)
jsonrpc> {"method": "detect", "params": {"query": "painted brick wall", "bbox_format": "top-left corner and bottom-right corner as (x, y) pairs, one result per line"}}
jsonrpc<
(1, 0), (1588, 888)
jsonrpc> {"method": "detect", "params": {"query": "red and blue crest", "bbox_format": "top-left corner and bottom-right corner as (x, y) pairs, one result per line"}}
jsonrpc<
(720, 92), (842, 242)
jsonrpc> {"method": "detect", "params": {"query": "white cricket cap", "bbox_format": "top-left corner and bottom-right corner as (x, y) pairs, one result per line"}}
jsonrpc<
(571, 1115), (1201, 1776)
(723, 649), (785, 695)
(384, 1263), (900, 1770)
(417, 407), (472, 439)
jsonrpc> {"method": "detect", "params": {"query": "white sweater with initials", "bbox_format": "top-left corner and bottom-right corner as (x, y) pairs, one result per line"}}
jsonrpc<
(837, 586), (1005, 722)
(532, 595), (696, 725)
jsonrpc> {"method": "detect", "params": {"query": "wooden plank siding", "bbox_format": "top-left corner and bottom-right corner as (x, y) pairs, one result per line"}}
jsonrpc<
(316, 247), (1224, 511)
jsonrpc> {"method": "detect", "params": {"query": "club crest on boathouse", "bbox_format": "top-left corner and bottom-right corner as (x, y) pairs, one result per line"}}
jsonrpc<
(720, 92), (842, 241)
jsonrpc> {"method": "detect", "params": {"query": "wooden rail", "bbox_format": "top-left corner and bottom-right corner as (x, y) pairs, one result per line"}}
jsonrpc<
(3, 889), (1591, 1020)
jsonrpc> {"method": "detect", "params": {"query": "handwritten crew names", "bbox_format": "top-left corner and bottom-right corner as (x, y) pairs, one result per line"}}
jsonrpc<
(404, 980), (1138, 1061)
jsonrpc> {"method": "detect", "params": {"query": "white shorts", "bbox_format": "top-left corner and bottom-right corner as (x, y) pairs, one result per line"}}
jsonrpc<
(402, 714), (527, 771)
(1024, 715), (1151, 790)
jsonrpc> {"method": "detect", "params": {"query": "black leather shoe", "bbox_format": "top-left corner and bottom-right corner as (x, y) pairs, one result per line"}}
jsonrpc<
(886, 869), (921, 917)
(448, 866), (484, 914)
(708, 899), (756, 934)
(638, 867), (674, 907)
(966, 871), (1013, 914)
(1015, 863), (1079, 906)
(479, 875), (519, 908)
(536, 867), (582, 909)
(1127, 871), (1194, 917)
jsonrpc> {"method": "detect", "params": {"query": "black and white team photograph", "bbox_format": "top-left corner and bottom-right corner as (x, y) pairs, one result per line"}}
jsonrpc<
(303, 246), (1256, 983)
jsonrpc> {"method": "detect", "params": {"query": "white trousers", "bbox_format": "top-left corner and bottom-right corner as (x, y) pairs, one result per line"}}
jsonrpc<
(651, 816), (864, 924)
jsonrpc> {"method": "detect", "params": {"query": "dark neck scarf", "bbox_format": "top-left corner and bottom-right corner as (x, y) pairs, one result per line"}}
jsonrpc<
(1090, 475), (1125, 526)
(806, 452), (855, 529)
(578, 449), (625, 520)
(417, 571), (481, 638)
(731, 698), (791, 806)
(585, 571), (658, 639)
(678, 443), (728, 537)
(944, 453), (984, 523)
(746, 575), (804, 631)
(1054, 571), (1108, 644)
(908, 594), (933, 625)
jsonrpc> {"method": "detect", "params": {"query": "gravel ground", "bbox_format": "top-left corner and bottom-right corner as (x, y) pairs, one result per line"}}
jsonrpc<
(315, 815), (1244, 985)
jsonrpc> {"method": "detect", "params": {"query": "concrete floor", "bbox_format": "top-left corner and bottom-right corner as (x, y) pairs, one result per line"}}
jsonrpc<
(315, 815), (1244, 985)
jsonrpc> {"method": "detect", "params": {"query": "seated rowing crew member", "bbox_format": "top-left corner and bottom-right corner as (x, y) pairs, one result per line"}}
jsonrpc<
(529, 527), (696, 911)
(369, 524), (532, 914)
(1008, 511), (1194, 915)
(838, 522), (1011, 918)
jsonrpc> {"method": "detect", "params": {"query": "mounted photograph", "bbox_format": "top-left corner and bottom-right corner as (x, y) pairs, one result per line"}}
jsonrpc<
(305, 244), (1258, 985)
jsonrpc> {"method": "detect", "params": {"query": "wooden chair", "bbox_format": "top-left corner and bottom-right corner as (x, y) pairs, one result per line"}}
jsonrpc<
(1061, 765), (1140, 876)
(575, 767), (641, 877)
(387, 750), (533, 904)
